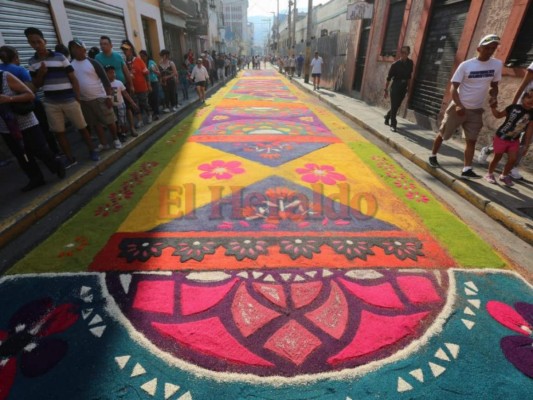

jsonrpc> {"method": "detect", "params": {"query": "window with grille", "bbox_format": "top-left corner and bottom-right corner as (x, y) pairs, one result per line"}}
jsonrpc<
(381, 0), (407, 57)
(506, 4), (533, 68)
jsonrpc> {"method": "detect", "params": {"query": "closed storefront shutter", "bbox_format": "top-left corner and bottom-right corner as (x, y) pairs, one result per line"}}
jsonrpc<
(65, 0), (127, 50)
(506, 3), (533, 68)
(409, 0), (470, 118)
(0, 0), (58, 66)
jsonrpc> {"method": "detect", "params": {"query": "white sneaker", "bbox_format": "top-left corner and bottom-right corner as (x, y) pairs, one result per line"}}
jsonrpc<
(147, 115), (153, 124)
(510, 167), (523, 180)
(113, 139), (123, 149)
(162, 108), (170, 113)
(476, 146), (491, 164)
(172, 106), (178, 112)
(95, 144), (110, 152)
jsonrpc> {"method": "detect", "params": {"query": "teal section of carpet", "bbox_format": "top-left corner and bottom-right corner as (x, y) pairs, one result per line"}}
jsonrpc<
(0, 271), (531, 399)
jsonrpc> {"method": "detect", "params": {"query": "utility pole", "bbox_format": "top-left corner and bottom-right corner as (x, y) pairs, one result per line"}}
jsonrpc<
(288, 1), (293, 56)
(293, 0), (297, 50)
(277, 0), (280, 57)
(304, 0), (313, 83)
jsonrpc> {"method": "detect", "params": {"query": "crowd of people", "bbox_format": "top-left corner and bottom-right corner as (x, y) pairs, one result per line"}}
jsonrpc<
(0, 26), (243, 192)
(1, 27), (531, 194)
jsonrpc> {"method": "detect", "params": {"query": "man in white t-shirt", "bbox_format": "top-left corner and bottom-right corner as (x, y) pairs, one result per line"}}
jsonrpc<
(310, 52), (324, 90)
(69, 39), (122, 150)
(428, 34), (503, 179)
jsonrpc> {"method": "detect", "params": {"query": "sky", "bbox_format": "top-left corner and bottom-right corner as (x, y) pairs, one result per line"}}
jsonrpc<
(247, 0), (328, 17)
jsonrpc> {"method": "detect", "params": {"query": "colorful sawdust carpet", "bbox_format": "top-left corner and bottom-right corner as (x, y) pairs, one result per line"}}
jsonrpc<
(1, 70), (531, 399)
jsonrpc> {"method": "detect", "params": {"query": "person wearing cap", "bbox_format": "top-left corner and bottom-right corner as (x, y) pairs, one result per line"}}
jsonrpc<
(428, 33), (503, 179)
(24, 26), (98, 166)
(310, 51), (324, 90)
(190, 58), (210, 104)
(68, 39), (122, 151)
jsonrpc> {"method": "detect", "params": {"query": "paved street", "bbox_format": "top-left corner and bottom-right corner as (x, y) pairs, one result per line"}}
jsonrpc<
(0, 68), (532, 399)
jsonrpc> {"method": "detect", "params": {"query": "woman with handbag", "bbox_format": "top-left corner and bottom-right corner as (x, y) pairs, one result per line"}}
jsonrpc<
(0, 45), (60, 156)
(158, 49), (179, 112)
(0, 70), (65, 192)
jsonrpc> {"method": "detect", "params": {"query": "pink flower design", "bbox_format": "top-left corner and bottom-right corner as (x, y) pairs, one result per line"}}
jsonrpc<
(295, 163), (346, 185)
(198, 160), (245, 180)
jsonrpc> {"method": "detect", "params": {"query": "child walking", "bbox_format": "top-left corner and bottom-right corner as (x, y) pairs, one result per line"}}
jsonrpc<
(104, 65), (139, 142)
(485, 89), (533, 186)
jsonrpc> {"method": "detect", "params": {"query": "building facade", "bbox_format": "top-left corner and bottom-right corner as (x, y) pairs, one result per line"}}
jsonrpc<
(0, 0), (224, 68)
(273, 0), (532, 145)
(222, 0), (249, 55)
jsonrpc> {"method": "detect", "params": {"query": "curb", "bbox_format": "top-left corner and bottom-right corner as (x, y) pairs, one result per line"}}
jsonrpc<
(292, 77), (533, 246)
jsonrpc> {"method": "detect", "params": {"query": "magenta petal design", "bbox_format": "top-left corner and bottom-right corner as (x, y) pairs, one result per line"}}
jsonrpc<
(487, 301), (531, 336)
(487, 301), (533, 378)
(198, 160), (246, 180)
(295, 163), (346, 185)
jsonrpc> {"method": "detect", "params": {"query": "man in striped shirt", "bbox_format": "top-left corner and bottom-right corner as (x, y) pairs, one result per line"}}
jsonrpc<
(24, 27), (98, 166)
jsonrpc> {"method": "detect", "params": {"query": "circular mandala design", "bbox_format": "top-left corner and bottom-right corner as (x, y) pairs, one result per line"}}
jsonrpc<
(105, 269), (448, 378)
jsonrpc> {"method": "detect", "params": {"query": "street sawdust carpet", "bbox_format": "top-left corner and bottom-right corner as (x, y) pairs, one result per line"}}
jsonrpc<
(1, 70), (532, 400)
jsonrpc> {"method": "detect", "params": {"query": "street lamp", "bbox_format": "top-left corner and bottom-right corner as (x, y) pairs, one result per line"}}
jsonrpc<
(261, 19), (271, 56)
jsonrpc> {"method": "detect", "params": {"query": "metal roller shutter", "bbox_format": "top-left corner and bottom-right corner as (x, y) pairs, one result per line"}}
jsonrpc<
(409, 0), (470, 118)
(65, 0), (127, 50)
(0, 0), (58, 66)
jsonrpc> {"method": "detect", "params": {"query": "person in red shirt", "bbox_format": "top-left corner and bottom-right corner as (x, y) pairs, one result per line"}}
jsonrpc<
(121, 40), (151, 131)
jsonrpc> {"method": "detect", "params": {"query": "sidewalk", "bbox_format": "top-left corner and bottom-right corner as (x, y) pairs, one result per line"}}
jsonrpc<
(288, 72), (533, 246)
(0, 82), (224, 249)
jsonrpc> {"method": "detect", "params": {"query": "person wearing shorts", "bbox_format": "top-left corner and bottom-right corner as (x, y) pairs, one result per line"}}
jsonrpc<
(484, 89), (533, 186)
(190, 59), (209, 104)
(428, 34), (503, 178)
(25, 27), (98, 165)
(104, 65), (139, 141)
(310, 51), (324, 90)
(69, 39), (122, 150)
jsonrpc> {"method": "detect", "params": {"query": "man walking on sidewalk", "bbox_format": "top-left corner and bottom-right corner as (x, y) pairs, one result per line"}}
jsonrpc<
(428, 34), (502, 178)
(311, 52), (324, 90)
(384, 46), (413, 132)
